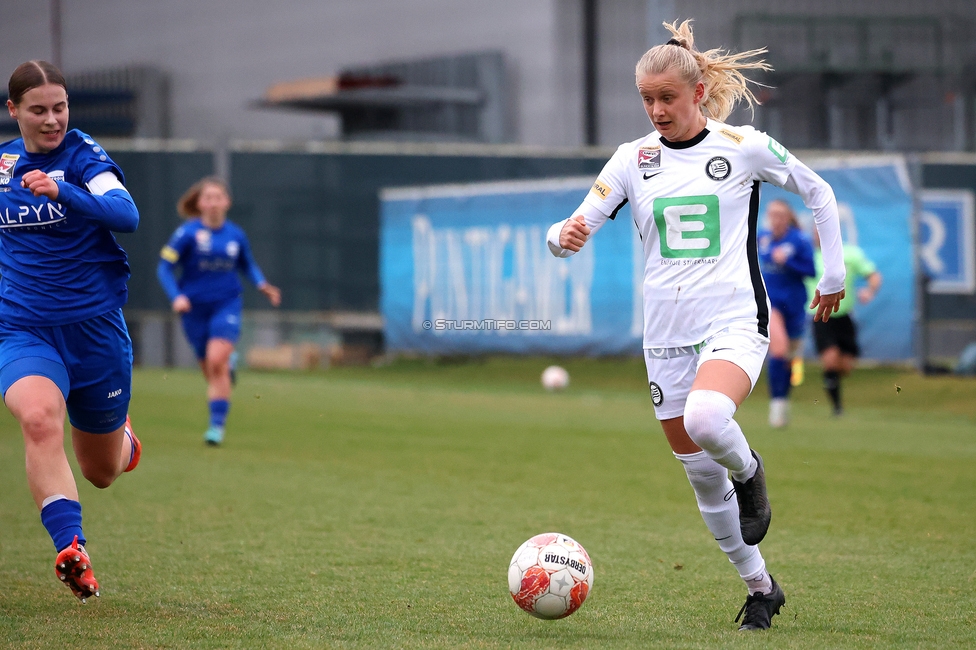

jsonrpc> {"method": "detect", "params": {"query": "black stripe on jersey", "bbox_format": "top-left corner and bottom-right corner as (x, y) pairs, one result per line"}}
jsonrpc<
(659, 128), (710, 149)
(608, 197), (628, 221)
(747, 180), (770, 337)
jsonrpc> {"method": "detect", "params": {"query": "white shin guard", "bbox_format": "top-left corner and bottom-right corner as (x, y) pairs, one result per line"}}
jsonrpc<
(683, 390), (754, 478)
(675, 450), (765, 581)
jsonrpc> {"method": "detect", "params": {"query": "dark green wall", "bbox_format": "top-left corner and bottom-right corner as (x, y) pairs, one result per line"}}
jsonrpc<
(112, 151), (214, 310)
(227, 152), (607, 311)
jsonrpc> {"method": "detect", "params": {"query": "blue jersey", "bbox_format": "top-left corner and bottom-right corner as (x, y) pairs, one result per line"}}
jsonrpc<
(758, 226), (815, 308)
(0, 129), (132, 326)
(157, 219), (266, 305)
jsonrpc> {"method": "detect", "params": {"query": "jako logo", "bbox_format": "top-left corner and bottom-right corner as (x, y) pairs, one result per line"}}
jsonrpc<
(107, 389), (122, 398)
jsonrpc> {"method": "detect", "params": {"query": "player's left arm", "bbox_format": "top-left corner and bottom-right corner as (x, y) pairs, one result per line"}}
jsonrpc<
(858, 270), (882, 304)
(22, 169), (139, 233)
(782, 162), (845, 320)
(853, 249), (882, 304)
(748, 132), (844, 319)
(237, 231), (281, 307)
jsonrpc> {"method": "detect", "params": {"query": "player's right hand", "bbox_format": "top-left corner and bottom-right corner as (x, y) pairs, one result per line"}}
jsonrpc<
(21, 170), (60, 200)
(172, 295), (192, 313)
(559, 215), (590, 252)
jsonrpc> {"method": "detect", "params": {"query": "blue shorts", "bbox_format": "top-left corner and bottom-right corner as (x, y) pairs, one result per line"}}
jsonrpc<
(0, 309), (133, 434)
(181, 296), (242, 360)
(770, 296), (808, 340)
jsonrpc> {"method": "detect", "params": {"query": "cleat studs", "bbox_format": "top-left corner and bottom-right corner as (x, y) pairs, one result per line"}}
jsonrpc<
(58, 563), (65, 569)
(79, 564), (87, 570)
(73, 555), (80, 562)
(80, 598), (86, 604)
(59, 575), (66, 581)
(94, 591), (100, 598)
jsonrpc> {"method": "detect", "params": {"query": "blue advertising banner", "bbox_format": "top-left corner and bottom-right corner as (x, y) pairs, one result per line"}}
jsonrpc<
(381, 178), (642, 355)
(917, 189), (975, 294)
(381, 157), (915, 360)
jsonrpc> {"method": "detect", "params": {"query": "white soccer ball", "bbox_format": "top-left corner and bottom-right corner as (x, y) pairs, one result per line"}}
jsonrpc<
(541, 365), (570, 391)
(508, 532), (594, 620)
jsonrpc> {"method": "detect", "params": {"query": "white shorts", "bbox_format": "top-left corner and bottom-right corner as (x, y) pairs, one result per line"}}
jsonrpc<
(643, 328), (770, 420)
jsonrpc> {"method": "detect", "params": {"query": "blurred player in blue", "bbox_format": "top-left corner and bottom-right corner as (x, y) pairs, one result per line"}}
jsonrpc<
(157, 177), (280, 446)
(0, 61), (141, 602)
(758, 200), (815, 427)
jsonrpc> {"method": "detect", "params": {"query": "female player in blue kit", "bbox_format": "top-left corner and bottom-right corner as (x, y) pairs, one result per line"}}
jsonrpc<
(0, 61), (141, 602)
(157, 177), (280, 446)
(758, 199), (815, 427)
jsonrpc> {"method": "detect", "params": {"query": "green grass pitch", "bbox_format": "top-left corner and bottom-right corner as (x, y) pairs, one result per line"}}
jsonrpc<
(0, 358), (974, 648)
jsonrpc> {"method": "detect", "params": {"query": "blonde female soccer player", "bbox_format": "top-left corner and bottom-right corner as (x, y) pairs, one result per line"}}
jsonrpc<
(548, 20), (845, 630)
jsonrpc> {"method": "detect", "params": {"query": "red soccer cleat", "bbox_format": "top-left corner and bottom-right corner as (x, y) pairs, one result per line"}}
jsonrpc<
(124, 415), (141, 472)
(54, 535), (99, 603)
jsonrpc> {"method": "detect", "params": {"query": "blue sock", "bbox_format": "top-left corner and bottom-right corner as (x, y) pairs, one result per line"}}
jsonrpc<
(209, 399), (230, 428)
(41, 498), (85, 552)
(768, 357), (792, 399)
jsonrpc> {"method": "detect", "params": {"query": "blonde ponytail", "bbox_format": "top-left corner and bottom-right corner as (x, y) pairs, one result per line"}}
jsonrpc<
(635, 19), (771, 121)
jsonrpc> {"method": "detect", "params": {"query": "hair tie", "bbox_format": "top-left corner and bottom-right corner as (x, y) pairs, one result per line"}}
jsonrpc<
(666, 38), (683, 47)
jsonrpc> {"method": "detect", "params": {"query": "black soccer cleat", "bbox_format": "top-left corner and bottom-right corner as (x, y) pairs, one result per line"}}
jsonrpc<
(731, 450), (771, 546)
(735, 577), (786, 630)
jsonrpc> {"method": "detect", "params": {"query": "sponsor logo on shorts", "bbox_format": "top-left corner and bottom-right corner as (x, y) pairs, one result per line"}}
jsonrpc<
(649, 381), (664, 407)
(107, 388), (122, 398)
(705, 156), (731, 181)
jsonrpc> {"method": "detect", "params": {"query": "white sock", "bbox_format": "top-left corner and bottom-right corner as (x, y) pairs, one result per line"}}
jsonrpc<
(683, 390), (757, 481)
(675, 451), (765, 582)
(41, 494), (68, 508)
(743, 566), (774, 595)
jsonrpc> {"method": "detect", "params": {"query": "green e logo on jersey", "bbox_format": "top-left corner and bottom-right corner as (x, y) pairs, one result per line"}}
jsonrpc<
(767, 136), (789, 163)
(652, 195), (721, 258)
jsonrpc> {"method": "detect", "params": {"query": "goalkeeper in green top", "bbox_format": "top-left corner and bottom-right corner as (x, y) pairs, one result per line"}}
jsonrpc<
(807, 229), (882, 415)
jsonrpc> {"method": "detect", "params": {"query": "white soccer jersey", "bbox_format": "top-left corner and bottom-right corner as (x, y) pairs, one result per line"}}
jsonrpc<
(548, 118), (844, 348)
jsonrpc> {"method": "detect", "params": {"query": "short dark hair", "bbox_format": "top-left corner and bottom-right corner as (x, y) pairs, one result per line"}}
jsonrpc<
(8, 60), (67, 106)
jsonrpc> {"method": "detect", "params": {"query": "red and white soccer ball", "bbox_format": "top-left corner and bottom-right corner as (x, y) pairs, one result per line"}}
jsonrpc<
(508, 532), (594, 619)
(540, 365), (570, 391)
